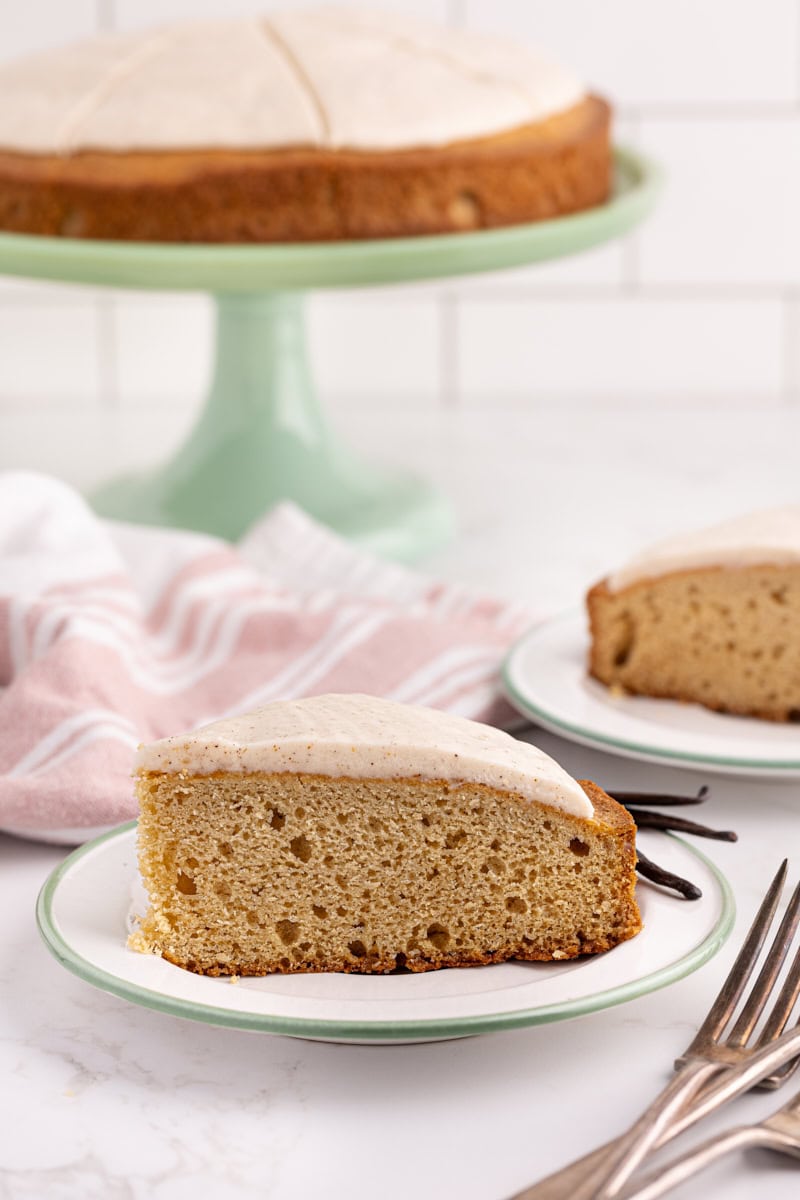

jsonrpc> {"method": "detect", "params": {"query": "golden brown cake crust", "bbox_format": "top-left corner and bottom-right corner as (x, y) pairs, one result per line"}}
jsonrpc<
(134, 771), (641, 976)
(587, 566), (800, 721)
(0, 96), (611, 242)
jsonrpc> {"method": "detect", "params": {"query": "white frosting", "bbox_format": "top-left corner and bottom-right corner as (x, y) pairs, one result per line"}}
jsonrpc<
(135, 693), (592, 819)
(0, 8), (586, 154)
(608, 507), (800, 592)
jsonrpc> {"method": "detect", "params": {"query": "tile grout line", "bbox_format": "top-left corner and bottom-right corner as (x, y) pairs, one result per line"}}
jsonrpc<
(452, 391), (788, 411)
(1, 284), (795, 305)
(306, 391), (790, 414)
(443, 285), (793, 302)
(619, 109), (642, 292)
(620, 103), (800, 120)
(1, 391), (789, 414)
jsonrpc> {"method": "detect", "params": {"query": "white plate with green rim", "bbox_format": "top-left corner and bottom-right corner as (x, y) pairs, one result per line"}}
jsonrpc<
(37, 821), (733, 1045)
(503, 612), (800, 779)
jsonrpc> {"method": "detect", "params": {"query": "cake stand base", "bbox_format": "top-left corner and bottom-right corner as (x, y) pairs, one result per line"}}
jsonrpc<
(92, 292), (454, 560)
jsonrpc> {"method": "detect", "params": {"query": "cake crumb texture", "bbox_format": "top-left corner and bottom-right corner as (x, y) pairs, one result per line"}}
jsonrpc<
(588, 565), (800, 721)
(134, 772), (640, 975)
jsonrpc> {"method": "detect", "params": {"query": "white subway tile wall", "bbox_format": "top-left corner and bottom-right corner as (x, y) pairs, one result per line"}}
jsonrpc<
(1, 0), (799, 487)
(638, 118), (800, 285)
(458, 298), (785, 406)
(467, 1), (800, 107)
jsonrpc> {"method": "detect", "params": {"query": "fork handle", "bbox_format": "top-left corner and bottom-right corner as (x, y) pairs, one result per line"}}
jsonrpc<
(507, 1061), (717, 1200)
(587, 1061), (719, 1200)
(507, 1141), (620, 1200)
(508, 1025), (800, 1200)
(617, 1126), (773, 1200)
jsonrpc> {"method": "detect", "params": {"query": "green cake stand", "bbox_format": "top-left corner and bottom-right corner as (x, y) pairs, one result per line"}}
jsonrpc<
(0, 147), (659, 560)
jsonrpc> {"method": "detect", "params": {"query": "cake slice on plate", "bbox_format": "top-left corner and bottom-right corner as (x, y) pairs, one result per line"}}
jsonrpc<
(588, 507), (800, 721)
(132, 694), (641, 975)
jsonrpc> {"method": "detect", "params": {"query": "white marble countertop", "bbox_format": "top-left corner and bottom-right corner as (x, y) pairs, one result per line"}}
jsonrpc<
(3, 405), (800, 1199)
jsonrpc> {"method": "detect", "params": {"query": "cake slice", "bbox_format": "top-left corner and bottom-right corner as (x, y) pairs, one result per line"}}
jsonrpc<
(588, 507), (800, 721)
(132, 694), (641, 975)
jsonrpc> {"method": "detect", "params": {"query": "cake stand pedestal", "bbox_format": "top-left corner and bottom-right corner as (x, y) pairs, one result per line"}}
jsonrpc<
(0, 148), (659, 560)
(95, 292), (447, 556)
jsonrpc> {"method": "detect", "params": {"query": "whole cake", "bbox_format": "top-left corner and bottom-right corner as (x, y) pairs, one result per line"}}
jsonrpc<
(132, 694), (641, 975)
(588, 508), (800, 721)
(0, 8), (611, 242)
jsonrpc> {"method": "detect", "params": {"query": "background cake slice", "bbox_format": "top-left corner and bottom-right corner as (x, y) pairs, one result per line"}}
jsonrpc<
(588, 507), (800, 721)
(133, 694), (641, 975)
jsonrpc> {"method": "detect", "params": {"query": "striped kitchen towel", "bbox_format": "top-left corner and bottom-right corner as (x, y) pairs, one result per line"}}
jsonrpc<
(0, 472), (531, 843)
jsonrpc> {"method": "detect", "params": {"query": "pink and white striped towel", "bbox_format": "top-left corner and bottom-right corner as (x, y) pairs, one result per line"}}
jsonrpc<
(0, 472), (532, 844)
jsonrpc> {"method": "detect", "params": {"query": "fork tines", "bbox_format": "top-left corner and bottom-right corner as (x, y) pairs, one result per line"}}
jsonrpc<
(678, 860), (800, 1088)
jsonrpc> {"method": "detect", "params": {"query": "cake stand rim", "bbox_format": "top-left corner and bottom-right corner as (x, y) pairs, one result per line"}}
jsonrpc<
(0, 145), (660, 293)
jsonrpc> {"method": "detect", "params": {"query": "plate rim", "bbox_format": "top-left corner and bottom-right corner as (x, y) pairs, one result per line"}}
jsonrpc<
(502, 612), (800, 774)
(36, 820), (734, 1041)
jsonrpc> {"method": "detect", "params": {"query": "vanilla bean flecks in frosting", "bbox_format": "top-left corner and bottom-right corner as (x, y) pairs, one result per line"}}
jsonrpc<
(135, 693), (593, 819)
(0, 9), (586, 155)
(608, 507), (800, 593)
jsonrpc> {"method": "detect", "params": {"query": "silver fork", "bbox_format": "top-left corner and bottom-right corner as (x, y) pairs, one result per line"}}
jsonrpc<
(618, 1085), (800, 1200)
(510, 860), (800, 1200)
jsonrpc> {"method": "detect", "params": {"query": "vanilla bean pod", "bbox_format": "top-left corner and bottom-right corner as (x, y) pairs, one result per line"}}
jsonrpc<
(610, 785), (709, 808)
(635, 850), (703, 901)
(604, 785), (735, 900)
(627, 810), (737, 842)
